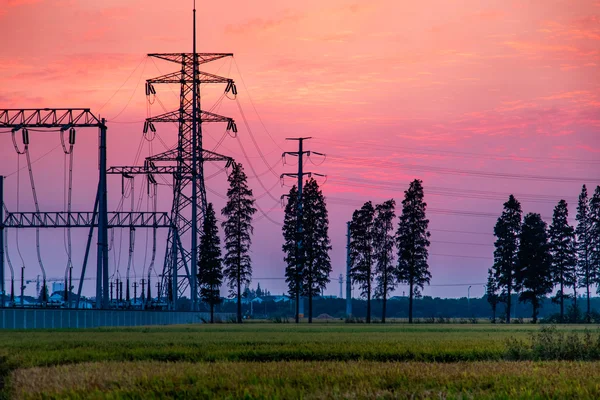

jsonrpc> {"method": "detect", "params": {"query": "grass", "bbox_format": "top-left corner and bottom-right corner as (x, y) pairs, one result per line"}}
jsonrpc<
(2, 323), (600, 398)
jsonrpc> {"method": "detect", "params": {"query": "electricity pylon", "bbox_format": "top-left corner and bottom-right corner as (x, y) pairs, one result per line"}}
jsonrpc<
(109, 7), (238, 311)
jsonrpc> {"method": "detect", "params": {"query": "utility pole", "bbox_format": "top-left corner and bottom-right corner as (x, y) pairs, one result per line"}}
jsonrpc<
(133, 281), (138, 306)
(141, 278), (146, 310)
(345, 221), (352, 317)
(281, 137), (325, 323)
(467, 285), (472, 316)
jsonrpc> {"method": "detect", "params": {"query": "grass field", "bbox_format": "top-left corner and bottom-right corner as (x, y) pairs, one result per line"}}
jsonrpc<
(1, 323), (600, 399)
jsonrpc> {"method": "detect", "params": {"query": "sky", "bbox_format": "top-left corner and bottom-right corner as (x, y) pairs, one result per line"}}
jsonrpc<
(0, 0), (599, 299)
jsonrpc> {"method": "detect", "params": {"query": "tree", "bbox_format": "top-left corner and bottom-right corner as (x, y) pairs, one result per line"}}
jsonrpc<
(373, 199), (396, 323)
(301, 178), (332, 323)
(549, 199), (577, 322)
(492, 195), (522, 323)
(396, 179), (431, 324)
(282, 180), (332, 323)
(576, 184), (594, 321)
(517, 213), (553, 323)
(221, 163), (257, 323)
(485, 268), (503, 323)
(349, 201), (375, 323)
(282, 185), (302, 322)
(197, 203), (223, 323)
(256, 283), (263, 298)
(591, 186), (600, 299)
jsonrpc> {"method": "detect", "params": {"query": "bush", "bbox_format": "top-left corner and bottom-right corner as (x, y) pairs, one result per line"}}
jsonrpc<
(270, 315), (290, 324)
(505, 326), (600, 360)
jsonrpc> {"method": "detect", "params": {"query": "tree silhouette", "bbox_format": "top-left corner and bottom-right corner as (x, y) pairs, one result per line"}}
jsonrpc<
(373, 199), (396, 323)
(221, 163), (256, 323)
(349, 201), (375, 323)
(396, 180), (431, 324)
(282, 185), (302, 323)
(549, 199), (577, 322)
(517, 213), (553, 324)
(301, 178), (332, 323)
(576, 184), (594, 321)
(198, 203), (223, 323)
(492, 195), (522, 323)
(590, 186), (600, 303)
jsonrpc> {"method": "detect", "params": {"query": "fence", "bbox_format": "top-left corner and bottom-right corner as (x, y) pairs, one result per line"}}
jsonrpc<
(0, 308), (228, 329)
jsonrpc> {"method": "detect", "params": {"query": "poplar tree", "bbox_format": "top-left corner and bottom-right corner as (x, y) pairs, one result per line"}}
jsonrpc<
(591, 186), (600, 299)
(396, 179), (431, 324)
(576, 184), (594, 321)
(282, 179), (332, 323)
(349, 201), (375, 323)
(549, 199), (577, 322)
(492, 195), (522, 323)
(373, 199), (396, 323)
(517, 213), (553, 323)
(197, 203), (223, 323)
(222, 163), (256, 323)
(282, 185), (301, 322)
(302, 178), (332, 323)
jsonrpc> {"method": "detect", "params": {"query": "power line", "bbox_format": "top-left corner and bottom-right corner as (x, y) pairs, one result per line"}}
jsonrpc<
(314, 137), (600, 165)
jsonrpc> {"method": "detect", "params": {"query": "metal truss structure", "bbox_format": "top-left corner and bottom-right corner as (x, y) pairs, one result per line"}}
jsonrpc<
(0, 108), (171, 310)
(106, 10), (237, 311)
(3, 212), (170, 228)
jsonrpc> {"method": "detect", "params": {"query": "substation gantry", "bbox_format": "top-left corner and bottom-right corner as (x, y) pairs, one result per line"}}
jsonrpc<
(0, 108), (172, 309)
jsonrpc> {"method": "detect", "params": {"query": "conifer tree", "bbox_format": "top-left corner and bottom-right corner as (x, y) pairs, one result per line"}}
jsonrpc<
(301, 178), (332, 323)
(591, 186), (600, 299)
(517, 213), (553, 324)
(576, 184), (594, 321)
(396, 180), (431, 324)
(197, 203), (223, 323)
(492, 195), (522, 323)
(282, 179), (332, 323)
(549, 199), (577, 322)
(349, 201), (375, 323)
(221, 163), (256, 323)
(282, 185), (302, 323)
(373, 199), (396, 323)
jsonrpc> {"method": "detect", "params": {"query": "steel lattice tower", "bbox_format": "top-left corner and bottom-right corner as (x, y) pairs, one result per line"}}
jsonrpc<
(144, 8), (237, 310)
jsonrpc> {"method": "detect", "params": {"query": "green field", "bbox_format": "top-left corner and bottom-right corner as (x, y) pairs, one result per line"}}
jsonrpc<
(2, 323), (600, 399)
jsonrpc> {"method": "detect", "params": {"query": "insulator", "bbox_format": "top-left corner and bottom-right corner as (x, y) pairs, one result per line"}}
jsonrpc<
(145, 83), (151, 96)
(225, 159), (233, 168)
(150, 84), (156, 95)
(225, 81), (232, 93)
(22, 128), (29, 145)
(68, 127), (76, 145)
(149, 122), (156, 133)
(143, 121), (149, 133)
(226, 120), (232, 130)
(231, 83), (238, 95)
(231, 122), (238, 133)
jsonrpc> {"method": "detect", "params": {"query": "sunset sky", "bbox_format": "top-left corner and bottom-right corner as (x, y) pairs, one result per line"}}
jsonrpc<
(1, 0), (599, 299)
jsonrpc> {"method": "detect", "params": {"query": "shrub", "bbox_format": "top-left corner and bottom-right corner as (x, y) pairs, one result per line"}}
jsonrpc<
(505, 326), (600, 360)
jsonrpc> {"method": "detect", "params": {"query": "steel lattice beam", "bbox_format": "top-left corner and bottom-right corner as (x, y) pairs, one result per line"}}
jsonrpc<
(0, 108), (102, 128)
(147, 53), (232, 65)
(146, 109), (234, 124)
(148, 70), (233, 85)
(2, 212), (171, 228)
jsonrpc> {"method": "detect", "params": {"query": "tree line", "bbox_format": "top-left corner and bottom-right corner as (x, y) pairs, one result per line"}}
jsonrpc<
(281, 178), (432, 323)
(488, 185), (600, 323)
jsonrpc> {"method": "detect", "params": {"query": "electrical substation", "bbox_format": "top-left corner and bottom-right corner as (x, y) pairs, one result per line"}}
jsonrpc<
(0, 6), (240, 318)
